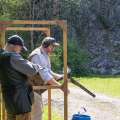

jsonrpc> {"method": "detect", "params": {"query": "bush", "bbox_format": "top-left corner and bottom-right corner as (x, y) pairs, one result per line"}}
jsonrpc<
(51, 39), (91, 76)
(50, 46), (63, 73)
(68, 40), (91, 76)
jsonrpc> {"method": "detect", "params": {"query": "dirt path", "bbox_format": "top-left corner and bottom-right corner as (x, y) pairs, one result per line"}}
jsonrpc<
(42, 85), (120, 120)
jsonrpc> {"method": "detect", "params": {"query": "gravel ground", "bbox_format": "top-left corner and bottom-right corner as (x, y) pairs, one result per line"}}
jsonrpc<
(42, 85), (120, 120)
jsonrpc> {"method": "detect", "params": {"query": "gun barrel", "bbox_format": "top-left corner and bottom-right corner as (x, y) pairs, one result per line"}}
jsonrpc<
(71, 78), (96, 98)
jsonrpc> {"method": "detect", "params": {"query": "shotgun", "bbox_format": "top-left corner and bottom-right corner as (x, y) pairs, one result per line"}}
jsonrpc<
(70, 77), (96, 98)
(67, 67), (96, 98)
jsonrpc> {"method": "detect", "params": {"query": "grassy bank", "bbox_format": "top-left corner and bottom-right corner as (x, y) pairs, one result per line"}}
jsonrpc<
(74, 76), (120, 98)
(43, 106), (63, 120)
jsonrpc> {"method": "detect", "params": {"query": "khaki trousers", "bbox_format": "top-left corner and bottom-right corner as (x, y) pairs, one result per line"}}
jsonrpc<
(31, 92), (43, 120)
(7, 112), (31, 120)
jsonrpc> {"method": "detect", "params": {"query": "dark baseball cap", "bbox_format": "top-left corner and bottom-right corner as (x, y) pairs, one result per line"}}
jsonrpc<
(7, 35), (27, 51)
(42, 37), (60, 48)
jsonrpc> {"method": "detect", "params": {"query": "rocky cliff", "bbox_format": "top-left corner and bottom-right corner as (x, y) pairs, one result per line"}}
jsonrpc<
(69, 0), (120, 74)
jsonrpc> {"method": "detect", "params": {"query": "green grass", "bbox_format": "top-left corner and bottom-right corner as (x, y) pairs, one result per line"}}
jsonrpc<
(43, 106), (63, 120)
(74, 76), (120, 98)
(0, 105), (63, 120)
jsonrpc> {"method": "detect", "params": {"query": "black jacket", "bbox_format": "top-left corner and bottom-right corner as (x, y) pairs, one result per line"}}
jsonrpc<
(0, 50), (34, 115)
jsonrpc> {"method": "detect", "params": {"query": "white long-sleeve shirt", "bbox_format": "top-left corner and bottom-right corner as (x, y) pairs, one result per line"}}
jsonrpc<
(29, 47), (62, 81)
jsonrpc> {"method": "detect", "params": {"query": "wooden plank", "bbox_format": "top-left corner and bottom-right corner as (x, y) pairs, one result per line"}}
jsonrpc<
(0, 20), (66, 25)
(33, 85), (61, 90)
(6, 27), (49, 31)
(0, 27), (6, 31)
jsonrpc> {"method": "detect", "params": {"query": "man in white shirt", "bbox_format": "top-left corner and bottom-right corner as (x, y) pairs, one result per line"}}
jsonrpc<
(29, 37), (64, 120)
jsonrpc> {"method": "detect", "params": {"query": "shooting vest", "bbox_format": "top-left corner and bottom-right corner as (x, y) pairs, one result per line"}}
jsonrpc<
(0, 50), (33, 114)
(28, 48), (47, 94)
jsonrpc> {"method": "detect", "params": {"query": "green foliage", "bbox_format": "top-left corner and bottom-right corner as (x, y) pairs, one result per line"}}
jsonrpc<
(50, 46), (63, 73)
(0, 0), (27, 20)
(68, 40), (91, 76)
(43, 106), (63, 120)
(0, 0), (93, 76)
(0, 14), (10, 21)
(50, 39), (91, 76)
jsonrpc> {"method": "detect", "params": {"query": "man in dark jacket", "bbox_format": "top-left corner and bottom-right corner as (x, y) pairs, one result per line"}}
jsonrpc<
(0, 35), (55, 120)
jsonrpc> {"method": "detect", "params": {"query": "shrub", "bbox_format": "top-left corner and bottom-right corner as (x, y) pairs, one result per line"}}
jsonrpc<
(67, 40), (91, 76)
(51, 39), (91, 76)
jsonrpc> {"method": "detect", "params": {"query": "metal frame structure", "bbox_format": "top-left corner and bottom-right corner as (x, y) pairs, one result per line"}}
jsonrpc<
(0, 20), (68, 120)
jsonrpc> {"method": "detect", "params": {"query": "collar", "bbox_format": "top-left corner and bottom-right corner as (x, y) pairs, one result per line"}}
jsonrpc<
(40, 46), (48, 55)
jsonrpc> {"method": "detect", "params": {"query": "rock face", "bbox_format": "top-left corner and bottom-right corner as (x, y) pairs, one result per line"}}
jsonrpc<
(71, 0), (120, 74)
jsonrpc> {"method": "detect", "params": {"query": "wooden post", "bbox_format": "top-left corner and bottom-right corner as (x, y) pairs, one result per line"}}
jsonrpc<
(0, 31), (5, 48)
(48, 89), (51, 120)
(46, 28), (50, 37)
(57, 20), (68, 120)
(47, 29), (52, 120)
(0, 30), (6, 120)
(63, 21), (68, 120)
